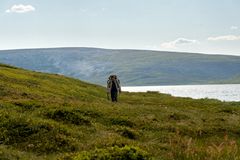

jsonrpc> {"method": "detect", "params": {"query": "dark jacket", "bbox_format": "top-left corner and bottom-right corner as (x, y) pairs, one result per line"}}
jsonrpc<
(107, 79), (121, 94)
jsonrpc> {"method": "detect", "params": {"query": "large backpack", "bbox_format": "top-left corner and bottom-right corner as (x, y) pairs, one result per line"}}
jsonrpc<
(107, 75), (121, 92)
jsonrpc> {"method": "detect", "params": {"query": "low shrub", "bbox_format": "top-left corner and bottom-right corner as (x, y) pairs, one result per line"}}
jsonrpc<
(110, 118), (135, 128)
(117, 127), (138, 140)
(168, 113), (189, 121)
(14, 101), (42, 110)
(72, 145), (151, 160)
(0, 85), (8, 97)
(74, 109), (101, 118)
(0, 117), (77, 153)
(46, 109), (91, 126)
(219, 108), (239, 115)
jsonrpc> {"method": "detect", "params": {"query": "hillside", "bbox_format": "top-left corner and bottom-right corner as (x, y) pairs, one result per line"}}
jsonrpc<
(0, 48), (240, 86)
(0, 63), (240, 160)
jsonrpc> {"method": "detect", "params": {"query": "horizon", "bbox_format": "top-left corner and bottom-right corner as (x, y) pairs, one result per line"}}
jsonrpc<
(0, 0), (240, 55)
(0, 46), (240, 57)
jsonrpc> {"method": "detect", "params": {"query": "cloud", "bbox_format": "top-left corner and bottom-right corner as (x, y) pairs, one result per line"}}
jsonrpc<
(207, 35), (240, 41)
(161, 38), (198, 49)
(230, 26), (238, 30)
(6, 4), (35, 13)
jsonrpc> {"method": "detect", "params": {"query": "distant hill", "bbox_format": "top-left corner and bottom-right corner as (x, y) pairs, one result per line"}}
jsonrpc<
(0, 63), (239, 159)
(0, 47), (240, 86)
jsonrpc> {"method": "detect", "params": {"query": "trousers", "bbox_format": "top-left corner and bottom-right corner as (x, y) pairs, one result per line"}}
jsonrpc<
(111, 90), (118, 102)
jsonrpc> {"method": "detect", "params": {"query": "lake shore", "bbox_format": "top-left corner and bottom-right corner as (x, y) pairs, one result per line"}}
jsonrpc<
(122, 84), (240, 102)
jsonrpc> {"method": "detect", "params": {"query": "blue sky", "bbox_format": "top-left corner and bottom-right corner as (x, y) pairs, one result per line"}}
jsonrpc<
(0, 0), (240, 55)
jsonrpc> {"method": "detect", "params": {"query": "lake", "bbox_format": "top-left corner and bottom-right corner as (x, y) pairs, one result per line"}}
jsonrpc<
(122, 84), (240, 102)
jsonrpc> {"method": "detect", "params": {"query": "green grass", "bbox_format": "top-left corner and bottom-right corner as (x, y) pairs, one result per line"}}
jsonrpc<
(0, 63), (240, 160)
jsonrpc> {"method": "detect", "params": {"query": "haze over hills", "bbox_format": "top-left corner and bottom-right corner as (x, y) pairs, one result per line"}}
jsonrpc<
(0, 47), (240, 86)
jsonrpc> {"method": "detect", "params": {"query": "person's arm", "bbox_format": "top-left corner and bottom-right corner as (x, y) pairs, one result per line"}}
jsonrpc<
(107, 80), (111, 93)
(117, 79), (121, 93)
(106, 80), (110, 100)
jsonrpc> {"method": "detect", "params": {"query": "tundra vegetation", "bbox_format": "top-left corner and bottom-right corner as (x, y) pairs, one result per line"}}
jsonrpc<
(0, 63), (239, 160)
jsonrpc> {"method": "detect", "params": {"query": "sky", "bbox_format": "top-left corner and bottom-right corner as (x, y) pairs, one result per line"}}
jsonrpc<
(0, 0), (240, 55)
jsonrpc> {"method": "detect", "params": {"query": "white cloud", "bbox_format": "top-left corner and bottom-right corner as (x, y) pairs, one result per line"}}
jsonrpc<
(161, 38), (198, 49)
(230, 26), (238, 30)
(207, 35), (240, 41)
(6, 4), (35, 13)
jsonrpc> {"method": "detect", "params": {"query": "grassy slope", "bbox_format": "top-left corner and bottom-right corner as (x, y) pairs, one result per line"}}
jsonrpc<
(0, 63), (240, 160)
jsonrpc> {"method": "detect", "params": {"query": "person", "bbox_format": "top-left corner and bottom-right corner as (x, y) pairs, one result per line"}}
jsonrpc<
(107, 75), (121, 102)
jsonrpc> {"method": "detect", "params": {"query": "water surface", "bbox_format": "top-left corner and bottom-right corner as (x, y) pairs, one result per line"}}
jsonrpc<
(122, 84), (240, 102)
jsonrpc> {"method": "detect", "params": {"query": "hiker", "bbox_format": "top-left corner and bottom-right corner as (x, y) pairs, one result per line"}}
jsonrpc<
(107, 75), (121, 102)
